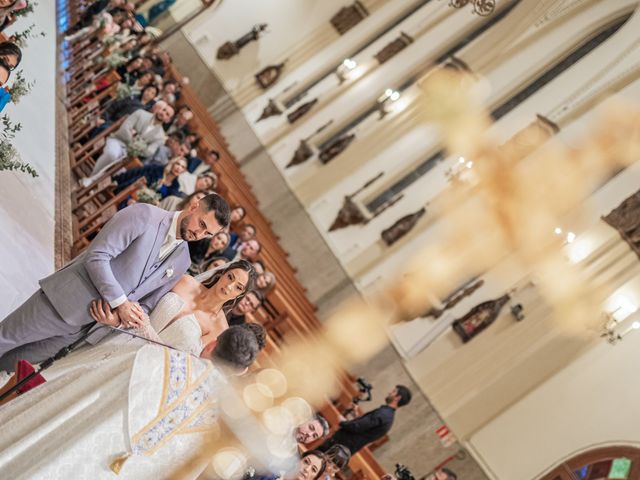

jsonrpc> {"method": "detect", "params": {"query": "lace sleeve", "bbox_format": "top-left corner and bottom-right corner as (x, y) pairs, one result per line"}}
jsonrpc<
(133, 324), (164, 344)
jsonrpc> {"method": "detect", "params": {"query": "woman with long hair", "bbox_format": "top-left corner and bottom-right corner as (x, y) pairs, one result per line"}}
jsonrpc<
(188, 230), (231, 275)
(90, 259), (256, 355)
(253, 451), (327, 480)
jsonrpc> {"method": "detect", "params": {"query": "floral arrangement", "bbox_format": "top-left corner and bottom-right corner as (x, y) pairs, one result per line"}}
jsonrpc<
(135, 185), (160, 206)
(0, 115), (37, 177)
(9, 70), (35, 105)
(126, 137), (150, 158)
(10, 23), (46, 48)
(12, 1), (38, 18)
(116, 77), (141, 99)
(98, 52), (128, 69)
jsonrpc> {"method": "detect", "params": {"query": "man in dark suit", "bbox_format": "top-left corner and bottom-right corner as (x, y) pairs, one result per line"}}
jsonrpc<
(318, 385), (412, 454)
(0, 193), (230, 372)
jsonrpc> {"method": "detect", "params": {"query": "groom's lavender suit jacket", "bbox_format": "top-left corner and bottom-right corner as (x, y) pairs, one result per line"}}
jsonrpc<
(40, 203), (191, 327)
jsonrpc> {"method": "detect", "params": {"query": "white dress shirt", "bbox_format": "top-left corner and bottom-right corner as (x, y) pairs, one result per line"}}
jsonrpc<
(109, 213), (183, 308)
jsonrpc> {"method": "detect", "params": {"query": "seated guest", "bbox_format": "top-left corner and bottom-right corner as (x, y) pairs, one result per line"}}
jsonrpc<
(229, 223), (256, 250)
(188, 148), (220, 175)
(0, 41), (21, 103)
(88, 84), (158, 139)
(253, 260), (265, 275)
(227, 290), (263, 326)
(185, 132), (201, 150)
(253, 451), (327, 480)
(165, 105), (193, 134)
(188, 231), (232, 275)
(0, 41), (21, 70)
(256, 271), (276, 296)
(64, 0), (119, 34)
(296, 415), (331, 446)
(318, 386), (412, 455)
(116, 56), (144, 80)
(239, 322), (266, 351)
(425, 469), (457, 480)
(145, 131), (190, 167)
(178, 170), (217, 197)
(230, 205), (246, 226)
(113, 156), (187, 199)
(127, 70), (155, 90)
(322, 445), (351, 480)
(201, 256), (229, 273)
(81, 102), (174, 186)
(159, 189), (210, 212)
(234, 239), (261, 262)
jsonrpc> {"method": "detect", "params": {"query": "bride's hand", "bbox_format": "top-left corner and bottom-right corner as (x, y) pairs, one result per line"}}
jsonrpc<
(89, 299), (120, 326)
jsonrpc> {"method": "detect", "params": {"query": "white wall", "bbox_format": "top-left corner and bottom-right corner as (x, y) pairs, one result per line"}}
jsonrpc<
(0, 2), (57, 316)
(468, 333), (640, 480)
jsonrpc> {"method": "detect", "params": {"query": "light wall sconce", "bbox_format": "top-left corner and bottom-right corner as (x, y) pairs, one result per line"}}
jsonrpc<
(336, 58), (358, 83)
(602, 294), (639, 344)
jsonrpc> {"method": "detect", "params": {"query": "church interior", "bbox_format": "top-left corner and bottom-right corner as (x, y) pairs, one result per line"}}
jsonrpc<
(1, 0), (640, 479)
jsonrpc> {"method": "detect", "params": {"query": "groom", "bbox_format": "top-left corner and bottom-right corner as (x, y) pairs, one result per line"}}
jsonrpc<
(0, 193), (230, 372)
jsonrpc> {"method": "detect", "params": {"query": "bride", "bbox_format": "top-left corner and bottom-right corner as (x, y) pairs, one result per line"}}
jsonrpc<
(0, 261), (261, 480)
(90, 259), (256, 356)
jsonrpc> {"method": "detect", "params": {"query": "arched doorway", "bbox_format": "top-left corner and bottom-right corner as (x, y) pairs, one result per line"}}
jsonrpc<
(541, 446), (640, 480)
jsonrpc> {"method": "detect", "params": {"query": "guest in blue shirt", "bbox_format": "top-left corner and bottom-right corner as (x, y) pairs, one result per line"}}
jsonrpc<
(114, 156), (188, 199)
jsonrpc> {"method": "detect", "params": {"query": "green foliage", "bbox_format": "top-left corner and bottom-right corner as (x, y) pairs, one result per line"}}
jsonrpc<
(0, 115), (37, 177)
(12, 1), (38, 18)
(9, 70), (35, 105)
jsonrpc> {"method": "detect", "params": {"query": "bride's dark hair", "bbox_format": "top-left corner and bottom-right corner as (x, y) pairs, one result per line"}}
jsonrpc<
(201, 259), (256, 313)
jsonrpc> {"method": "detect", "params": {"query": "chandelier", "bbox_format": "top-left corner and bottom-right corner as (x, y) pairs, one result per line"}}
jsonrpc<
(449, 0), (496, 16)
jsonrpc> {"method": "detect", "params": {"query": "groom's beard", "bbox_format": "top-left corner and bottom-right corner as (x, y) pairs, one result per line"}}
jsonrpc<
(180, 216), (195, 241)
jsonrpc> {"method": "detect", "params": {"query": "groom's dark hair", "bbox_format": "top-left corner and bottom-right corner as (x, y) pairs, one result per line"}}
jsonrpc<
(199, 193), (231, 229)
(213, 325), (259, 371)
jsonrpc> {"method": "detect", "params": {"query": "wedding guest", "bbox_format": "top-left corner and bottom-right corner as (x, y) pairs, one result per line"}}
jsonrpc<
(88, 84), (158, 139)
(230, 205), (246, 226)
(229, 223), (256, 250)
(227, 290), (263, 326)
(322, 444), (351, 480)
(0, 41), (21, 69)
(165, 105), (193, 134)
(239, 321), (266, 351)
(0, 0), (29, 32)
(253, 260), (265, 275)
(159, 189), (211, 212)
(318, 386), (412, 455)
(425, 468), (457, 480)
(177, 170), (217, 196)
(116, 55), (143, 79)
(113, 156), (187, 199)
(255, 271), (276, 296)
(188, 148), (220, 175)
(235, 239), (261, 262)
(296, 415), (331, 445)
(145, 131), (190, 167)
(200, 256), (229, 273)
(81, 102), (173, 186)
(253, 451), (327, 480)
(188, 231), (232, 275)
(0, 41), (20, 93)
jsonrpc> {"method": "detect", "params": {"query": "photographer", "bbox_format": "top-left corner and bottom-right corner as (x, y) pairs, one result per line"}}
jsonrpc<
(318, 385), (412, 455)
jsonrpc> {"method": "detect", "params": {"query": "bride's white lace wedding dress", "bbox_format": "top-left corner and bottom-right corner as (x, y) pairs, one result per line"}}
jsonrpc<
(0, 292), (219, 480)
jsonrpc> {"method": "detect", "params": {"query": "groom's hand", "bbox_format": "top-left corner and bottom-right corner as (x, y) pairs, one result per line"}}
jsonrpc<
(116, 300), (146, 328)
(89, 299), (120, 326)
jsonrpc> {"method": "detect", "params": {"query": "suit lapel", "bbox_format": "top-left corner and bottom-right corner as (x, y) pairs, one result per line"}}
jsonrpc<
(138, 211), (174, 286)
